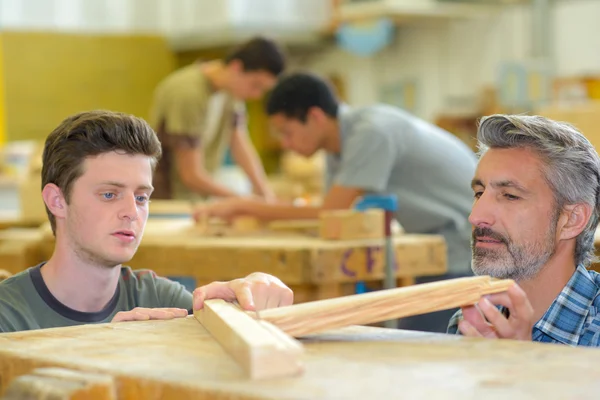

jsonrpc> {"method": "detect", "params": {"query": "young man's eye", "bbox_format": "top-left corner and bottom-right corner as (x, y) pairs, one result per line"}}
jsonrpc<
(102, 193), (115, 200)
(136, 195), (149, 204)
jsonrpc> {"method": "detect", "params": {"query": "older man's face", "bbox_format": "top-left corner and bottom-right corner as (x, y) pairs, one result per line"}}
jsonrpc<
(469, 147), (560, 280)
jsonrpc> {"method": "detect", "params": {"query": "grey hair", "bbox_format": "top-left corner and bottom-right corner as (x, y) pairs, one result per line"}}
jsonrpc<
(477, 114), (600, 267)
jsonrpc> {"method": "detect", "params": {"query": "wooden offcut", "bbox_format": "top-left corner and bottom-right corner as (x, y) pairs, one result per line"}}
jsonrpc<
(194, 299), (304, 380)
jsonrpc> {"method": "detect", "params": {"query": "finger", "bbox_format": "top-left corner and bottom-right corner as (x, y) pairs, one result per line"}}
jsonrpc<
(506, 284), (534, 322)
(193, 281), (236, 311)
(157, 308), (189, 317)
(477, 297), (513, 338)
(233, 282), (255, 311)
(133, 311), (151, 321)
(458, 320), (485, 337)
(279, 287), (294, 307)
(147, 309), (176, 320)
(111, 312), (130, 323)
(251, 282), (269, 311)
(265, 293), (281, 310)
(484, 292), (514, 311)
(461, 306), (497, 338)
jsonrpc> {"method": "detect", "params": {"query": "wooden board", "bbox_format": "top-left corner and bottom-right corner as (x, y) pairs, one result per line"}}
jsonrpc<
(1, 317), (600, 399)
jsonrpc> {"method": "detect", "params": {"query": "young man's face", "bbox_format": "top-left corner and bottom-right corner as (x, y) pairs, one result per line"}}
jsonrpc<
(63, 151), (153, 268)
(469, 147), (560, 281)
(269, 112), (323, 157)
(229, 67), (277, 100)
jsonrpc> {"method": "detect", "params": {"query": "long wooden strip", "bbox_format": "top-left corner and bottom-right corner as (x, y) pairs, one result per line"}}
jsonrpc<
(194, 299), (304, 380)
(258, 276), (514, 337)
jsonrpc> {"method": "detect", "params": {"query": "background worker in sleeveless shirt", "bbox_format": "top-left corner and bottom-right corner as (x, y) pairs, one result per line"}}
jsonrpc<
(149, 37), (286, 201)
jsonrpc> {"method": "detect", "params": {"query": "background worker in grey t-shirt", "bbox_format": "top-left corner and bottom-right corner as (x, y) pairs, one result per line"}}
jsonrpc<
(198, 72), (478, 333)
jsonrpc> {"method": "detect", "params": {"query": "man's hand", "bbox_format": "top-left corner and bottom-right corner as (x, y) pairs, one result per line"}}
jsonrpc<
(254, 186), (277, 204)
(111, 307), (189, 323)
(458, 284), (534, 341)
(192, 272), (293, 311)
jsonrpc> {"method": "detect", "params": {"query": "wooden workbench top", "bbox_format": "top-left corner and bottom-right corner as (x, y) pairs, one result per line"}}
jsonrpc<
(1, 317), (599, 399)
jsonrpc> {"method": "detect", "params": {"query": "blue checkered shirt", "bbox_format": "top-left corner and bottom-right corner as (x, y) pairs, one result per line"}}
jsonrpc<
(447, 264), (600, 346)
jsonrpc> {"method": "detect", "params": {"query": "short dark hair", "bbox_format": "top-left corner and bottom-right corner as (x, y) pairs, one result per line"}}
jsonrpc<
(265, 72), (339, 122)
(224, 36), (286, 76)
(42, 110), (162, 235)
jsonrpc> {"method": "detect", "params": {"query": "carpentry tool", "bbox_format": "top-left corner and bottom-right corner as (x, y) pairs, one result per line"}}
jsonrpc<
(195, 275), (514, 379)
(353, 194), (398, 328)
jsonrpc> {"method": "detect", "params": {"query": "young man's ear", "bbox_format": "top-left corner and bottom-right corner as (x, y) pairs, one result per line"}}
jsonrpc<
(558, 203), (592, 241)
(42, 183), (67, 220)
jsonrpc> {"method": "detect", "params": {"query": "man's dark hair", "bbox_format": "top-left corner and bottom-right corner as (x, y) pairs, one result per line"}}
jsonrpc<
(265, 72), (339, 122)
(42, 110), (162, 235)
(224, 36), (286, 76)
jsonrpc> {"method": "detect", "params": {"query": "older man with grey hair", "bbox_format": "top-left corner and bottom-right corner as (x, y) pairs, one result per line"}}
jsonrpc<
(447, 114), (600, 346)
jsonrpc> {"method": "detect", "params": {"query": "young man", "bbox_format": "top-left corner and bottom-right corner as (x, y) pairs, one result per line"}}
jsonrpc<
(198, 72), (478, 333)
(448, 114), (600, 346)
(149, 36), (285, 201)
(0, 110), (293, 333)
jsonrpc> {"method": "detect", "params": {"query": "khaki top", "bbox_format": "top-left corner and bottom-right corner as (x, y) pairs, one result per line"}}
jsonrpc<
(149, 62), (246, 200)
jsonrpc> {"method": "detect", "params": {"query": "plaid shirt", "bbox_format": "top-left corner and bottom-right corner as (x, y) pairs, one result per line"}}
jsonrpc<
(447, 264), (600, 346)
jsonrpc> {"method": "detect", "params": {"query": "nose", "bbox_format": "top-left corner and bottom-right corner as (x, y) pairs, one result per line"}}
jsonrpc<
(118, 194), (139, 221)
(468, 192), (496, 228)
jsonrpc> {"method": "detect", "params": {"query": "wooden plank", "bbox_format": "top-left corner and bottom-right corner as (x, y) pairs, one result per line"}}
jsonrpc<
(3, 368), (116, 400)
(1, 318), (600, 399)
(258, 276), (513, 337)
(194, 299), (304, 380)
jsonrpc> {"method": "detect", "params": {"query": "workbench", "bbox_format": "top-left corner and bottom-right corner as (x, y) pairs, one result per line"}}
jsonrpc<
(0, 316), (598, 399)
(38, 218), (447, 302)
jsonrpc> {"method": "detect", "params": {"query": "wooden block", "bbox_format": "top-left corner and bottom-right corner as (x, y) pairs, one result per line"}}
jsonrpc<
(194, 299), (304, 380)
(232, 216), (262, 233)
(3, 367), (116, 400)
(319, 209), (384, 240)
(258, 276), (514, 337)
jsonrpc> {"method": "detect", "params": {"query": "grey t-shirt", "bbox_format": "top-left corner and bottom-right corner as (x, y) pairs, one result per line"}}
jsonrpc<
(326, 104), (477, 274)
(0, 263), (193, 333)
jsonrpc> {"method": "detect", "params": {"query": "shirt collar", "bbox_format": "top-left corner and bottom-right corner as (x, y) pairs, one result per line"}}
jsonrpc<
(534, 264), (600, 346)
